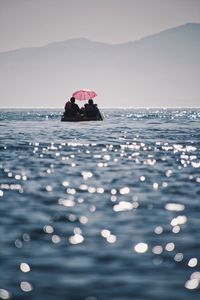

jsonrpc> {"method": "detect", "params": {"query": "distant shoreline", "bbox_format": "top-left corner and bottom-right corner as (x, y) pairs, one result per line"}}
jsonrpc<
(0, 107), (200, 110)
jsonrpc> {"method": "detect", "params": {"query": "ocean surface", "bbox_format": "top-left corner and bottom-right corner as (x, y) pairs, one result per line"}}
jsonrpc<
(0, 108), (200, 300)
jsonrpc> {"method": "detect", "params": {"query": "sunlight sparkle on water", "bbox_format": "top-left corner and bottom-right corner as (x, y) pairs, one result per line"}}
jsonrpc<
(152, 245), (163, 255)
(62, 181), (69, 187)
(81, 171), (93, 180)
(172, 225), (180, 234)
(174, 253), (183, 262)
(185, 279), (199, 290)
(154, 226), (163, 235)
(119, 187), (130, 195)
(20, 281), (32, 292)
(52, 235), (61, 244)
(188, 258), (198, 268)
(0, 289), (10, 299)
(165, 242), (175, 252)
(45, 185), (53, 192)
(107, 234), (117, 243)
(185, 272), (200, 290)
(69, 234), (84, 245)
(58, 198), (75, 207)
(171, 216), (187, 226)
(79, 216), (88, 224)
(43, 225), (54, 234)
(134, 243), (148, 253)
(101, 229), (111, 238)
(101, 229), (116, 243)
(113, 201), (133, 212)
(140, 176), (146, 182)
(165, 203), (185, 212)
(20, 263), (30, 273)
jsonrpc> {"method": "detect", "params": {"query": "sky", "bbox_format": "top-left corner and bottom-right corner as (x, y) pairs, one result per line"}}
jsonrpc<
(0, 0), (200, 52)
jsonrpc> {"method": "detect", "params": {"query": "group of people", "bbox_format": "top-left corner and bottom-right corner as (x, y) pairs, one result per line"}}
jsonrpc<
(63, 97), (102, 120)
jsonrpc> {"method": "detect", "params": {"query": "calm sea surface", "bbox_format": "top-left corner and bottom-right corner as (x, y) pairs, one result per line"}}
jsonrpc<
(0, 108), (200, 300)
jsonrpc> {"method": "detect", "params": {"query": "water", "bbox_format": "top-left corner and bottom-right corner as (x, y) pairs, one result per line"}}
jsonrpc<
(0, 108), (200, 300)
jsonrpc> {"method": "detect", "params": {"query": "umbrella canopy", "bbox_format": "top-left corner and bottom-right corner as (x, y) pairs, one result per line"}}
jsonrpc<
(72, 89), (97, 101)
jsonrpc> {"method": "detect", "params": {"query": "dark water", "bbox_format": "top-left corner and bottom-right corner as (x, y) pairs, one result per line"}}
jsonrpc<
(0, 108), (200, 300)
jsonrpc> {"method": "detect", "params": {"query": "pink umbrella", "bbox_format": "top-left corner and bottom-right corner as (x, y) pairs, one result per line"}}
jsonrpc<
(72, 89), (97, 101)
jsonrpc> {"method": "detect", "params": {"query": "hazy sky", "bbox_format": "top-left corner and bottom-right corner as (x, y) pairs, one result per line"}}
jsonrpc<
(0, 0), (200, 52)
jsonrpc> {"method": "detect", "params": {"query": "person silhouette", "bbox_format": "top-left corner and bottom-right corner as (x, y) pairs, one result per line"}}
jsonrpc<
(64, 97), (80, 117)
(85, 99), (102, 120)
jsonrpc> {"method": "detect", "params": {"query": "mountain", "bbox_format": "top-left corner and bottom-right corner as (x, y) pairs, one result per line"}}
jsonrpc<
(0, 23), (200, 107)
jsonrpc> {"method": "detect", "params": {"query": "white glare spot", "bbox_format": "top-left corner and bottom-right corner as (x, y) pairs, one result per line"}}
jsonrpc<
(140, 176), (146, 182)
(171, 216), (187, 226)
(165, 170), (172, 177)
(185, 279), (199, 290)
(79, 184), (88, 190)
(172, 225), (180, 233)
(69, 234), (84, 244)
(52, 235), (61, 244)
(58, 198), (75, 207)
(191, 272), (200, 280)
(113, 201), (133, 212)
(191, 162), (200, 168)
(103, 155), (110, 160)
(154, 226), (163, 234)
(188, 258), (198, 268)
(165, 203), (185, 212)
(15, 239), (23, 248)
(89, 205), (96, 212)
(101, 229), (111, 238)
(79, 216), (88, 224)
(62, 181), (69, 187)
(134, 242), (148, 253)
(152, 245), (163, 255)
(111, 189), (117, 195)
(107, 234), (117, 243)
(68, 214), (77, 222)
(43, 225), (54, 234)
(174, 253), (183, 262)
(96, 187), (104, 194)
(81, 171), (93, 180)
(153, 183), (159, 190)
(20, 281), (32, 292)
(0, 289), (10, 299)
(98, 162), (104, 168)
(45, 185), (52, 192)
(88, 187), (96, 193)
(20, 263), (30, 273)
(67, 188), (76, 195)
(165, 242), (175, 252)
(119, 187), (130, 195)
(0, 190), (3, 197)
(111, 195), (117, 202)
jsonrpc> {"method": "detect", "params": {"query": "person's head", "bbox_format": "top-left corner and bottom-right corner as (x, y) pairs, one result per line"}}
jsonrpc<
(70, 97), (75, 103)
(88, 99), (93, 105)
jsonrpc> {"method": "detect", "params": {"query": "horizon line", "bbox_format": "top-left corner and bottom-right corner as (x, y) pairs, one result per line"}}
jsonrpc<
(0, 106), (200, 110)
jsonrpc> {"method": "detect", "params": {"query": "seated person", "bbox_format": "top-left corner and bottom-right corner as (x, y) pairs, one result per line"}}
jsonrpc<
(64, 100), (72, 117)
(84, 99), (102, 120)
(64, 97), (80, 117)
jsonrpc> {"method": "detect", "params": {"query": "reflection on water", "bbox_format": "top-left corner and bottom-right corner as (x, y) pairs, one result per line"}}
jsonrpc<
(0, 108), (200, 300)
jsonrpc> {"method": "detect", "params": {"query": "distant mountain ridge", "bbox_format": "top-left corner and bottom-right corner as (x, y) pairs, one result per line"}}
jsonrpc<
(0, 23), (200, 107)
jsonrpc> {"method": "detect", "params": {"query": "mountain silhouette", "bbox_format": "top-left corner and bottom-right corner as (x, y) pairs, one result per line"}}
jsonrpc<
(0, 23), (199, 107)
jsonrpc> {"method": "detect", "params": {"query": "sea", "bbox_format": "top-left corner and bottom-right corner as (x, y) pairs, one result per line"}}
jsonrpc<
(0, 108), (200, 300)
